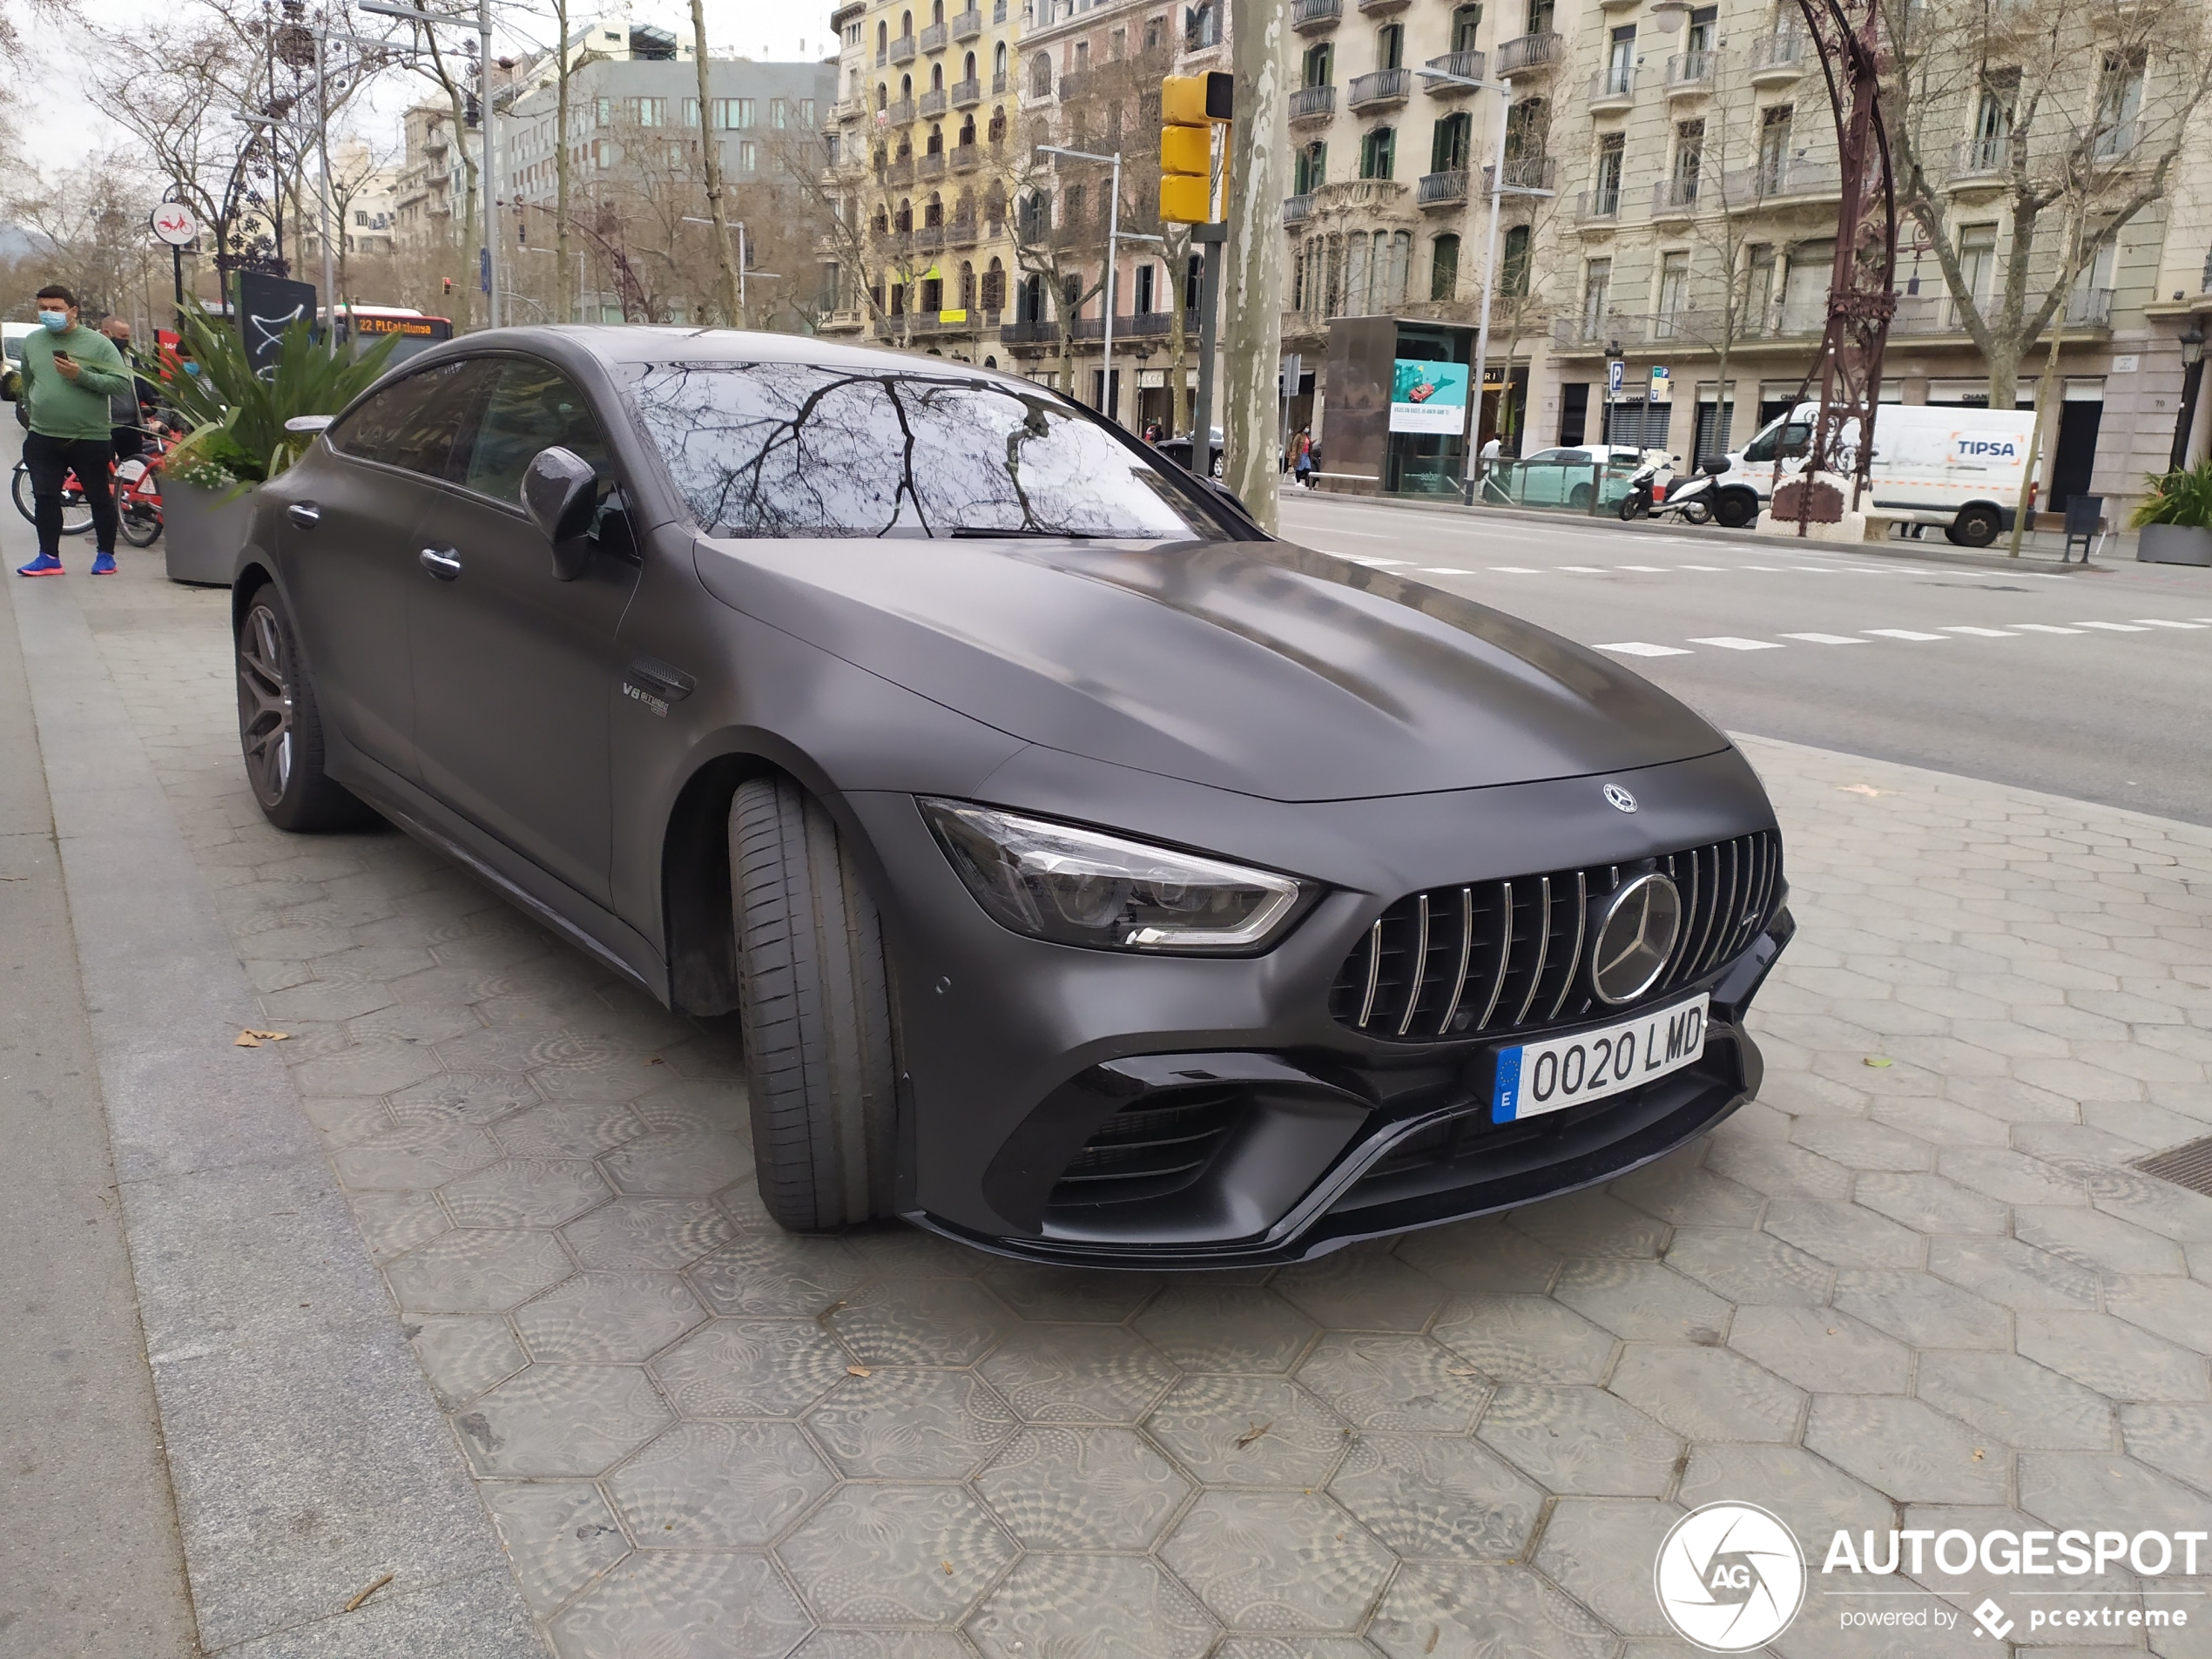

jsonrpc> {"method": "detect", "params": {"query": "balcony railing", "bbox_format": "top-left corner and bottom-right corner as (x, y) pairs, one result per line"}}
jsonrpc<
(1422, 50), (1487, 91)
(919, 87), (948, 116)
(951, 5), (983, 37)
(1575, 185), (1621, 222)
(919, 21), (947, 51)
(1747, 30), (1805, 78)
(1948, 134), (2010, 183)
(885, 152), (915, 183)
(833, 96), (869, 122)
(1665, 49), (1716, 92)
(886, 98), (916, 126)
(2092, 120), (2137, 162)
(1550, 314), (1616, 347)
(951, 140), (981, 171)
(1588, 64), (1635, 109)
(1718, 158), (1841, 203)
(948, 216), (978, 246)
(1000, 315), (1061, 343)
(1291, 0), (1342, 28)
(1284, 192), (1314, 225)
(1057, 67), (1092, 102)
(2067, 286), (2114, 327)
(915, 224), (946, 253)
(890, 31), (917, 62)
(1495, 31), (1562, 75)
(1347, 65), (1412, 109)
(1417, 168), (1469, 206)
(1290, 84), (1339, 122)
(1484, 153), (1556, 192)
(1652, 174), (1701, 214)
(1358, 0), (1410, 13)
(992, 70), (1008, 93)
(875, 44), (888, 64)
(1070, 311), (1186, 341)
(918, 150), (947, 177)
(951, 77), (981, 107)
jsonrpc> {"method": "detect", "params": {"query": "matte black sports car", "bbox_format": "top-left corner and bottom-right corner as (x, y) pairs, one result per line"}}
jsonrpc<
(233, 328), (1791, 1266)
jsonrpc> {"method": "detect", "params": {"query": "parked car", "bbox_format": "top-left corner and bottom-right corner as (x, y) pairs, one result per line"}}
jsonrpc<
(1497, 443), (1646, 510)
(233, 329), (1791, 1266)
(1709, 401), (2040, 544)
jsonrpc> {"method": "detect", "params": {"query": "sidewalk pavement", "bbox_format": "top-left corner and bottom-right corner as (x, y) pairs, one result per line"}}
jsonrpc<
(8, 527), (2212, 1658)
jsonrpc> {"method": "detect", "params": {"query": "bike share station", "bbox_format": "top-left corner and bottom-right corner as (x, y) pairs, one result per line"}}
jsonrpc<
(1312, 316), (1481, 496)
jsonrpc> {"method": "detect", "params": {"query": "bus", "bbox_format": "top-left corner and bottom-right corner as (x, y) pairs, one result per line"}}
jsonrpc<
(331, 305), (455, 365)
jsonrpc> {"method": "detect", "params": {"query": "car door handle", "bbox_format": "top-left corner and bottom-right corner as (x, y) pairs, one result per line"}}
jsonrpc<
(418, 546), (462, 581)
(287, 502), (320, 528)
(624, 658), (695, 701)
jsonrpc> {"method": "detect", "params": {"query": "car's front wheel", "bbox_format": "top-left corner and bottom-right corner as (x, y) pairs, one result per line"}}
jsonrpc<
(729, 775), (897, 1231)
(235, 583), (368, 831)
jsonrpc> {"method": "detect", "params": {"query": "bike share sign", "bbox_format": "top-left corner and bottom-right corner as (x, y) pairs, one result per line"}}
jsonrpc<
(150, 203), (199, 247)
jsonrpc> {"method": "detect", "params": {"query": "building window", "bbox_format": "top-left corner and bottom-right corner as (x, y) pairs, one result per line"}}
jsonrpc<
(1359, 125), (1395, 180)
(1757, 105), (1792, 190)
(982, 256), (1005, 310)
(1431, 111), (1471, 172)
(1431, 233), (1460, 300)
(1581, 255), (1610, 337)
(636, 97), (666, 125)
(1504, 96), (1547, 160)
(1030, 52), (1052, 94)
(1294, 140), (1327, 192)
(1501, 222), (1530, 294)
(1954, 221), (1997, 320)
(1376, 21), (1404, 69)
(1304, 41), (1332, 85)
(1135, 261), (1156, 312)
(738, 141), (758, 171)
(1451, 3), (1481, 52)
(1655, 249), (1689, 336)
(1603, 25), (1634, 96)
(1592, 132), (1624, 213)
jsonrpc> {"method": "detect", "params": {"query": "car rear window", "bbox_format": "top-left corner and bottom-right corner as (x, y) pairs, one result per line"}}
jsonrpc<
(624, 361), (1246, 541)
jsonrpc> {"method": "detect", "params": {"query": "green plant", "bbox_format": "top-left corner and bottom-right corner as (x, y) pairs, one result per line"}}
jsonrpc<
(156, 300), (400, 492)
(2130, 459), (2212, 530)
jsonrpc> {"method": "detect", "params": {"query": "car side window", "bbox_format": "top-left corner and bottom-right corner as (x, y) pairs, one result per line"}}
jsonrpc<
(461, 358), (611, 504)
(329, 358), (489, 479)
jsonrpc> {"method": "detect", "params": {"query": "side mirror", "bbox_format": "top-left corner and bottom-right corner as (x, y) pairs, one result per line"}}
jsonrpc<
(523, 445), (598, 581)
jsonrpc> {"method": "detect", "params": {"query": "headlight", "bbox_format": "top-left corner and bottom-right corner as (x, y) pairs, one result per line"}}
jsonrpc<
(920, 799), (1309, 953)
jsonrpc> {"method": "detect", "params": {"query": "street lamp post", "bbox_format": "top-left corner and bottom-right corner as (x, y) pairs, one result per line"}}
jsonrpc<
(1415, 60), (1548, 472)
(682, 217), (784, 323)
(361, 0), (500, 327)
(2172, 321), (2207, 473)
(1037, 143), (1123, 422)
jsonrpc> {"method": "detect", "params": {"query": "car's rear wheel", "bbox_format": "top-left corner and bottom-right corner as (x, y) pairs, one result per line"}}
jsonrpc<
(729, 775), (897, 1231)
(235, 583), (369, 831)
(1712, 490), (1757, 529)
(1949, 504), (2001, 548)
(1568, 482), (1593, 509)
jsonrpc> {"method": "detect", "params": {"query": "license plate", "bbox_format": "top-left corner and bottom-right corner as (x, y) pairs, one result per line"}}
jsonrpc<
(1491, 995), (1710, 1123)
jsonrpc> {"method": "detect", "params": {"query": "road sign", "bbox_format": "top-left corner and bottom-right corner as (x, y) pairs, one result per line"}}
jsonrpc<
(1649, 365), (1673, 403)
(1608, 359), (1625, 399)
(150, 202), (199, 246)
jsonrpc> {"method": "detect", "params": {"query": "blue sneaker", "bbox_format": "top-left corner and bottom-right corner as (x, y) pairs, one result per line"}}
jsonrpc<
(91, 550), (117, 575)
(15, 552), (63, 577)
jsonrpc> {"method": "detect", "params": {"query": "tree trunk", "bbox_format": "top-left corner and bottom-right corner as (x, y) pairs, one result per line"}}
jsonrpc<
(1166, 226), (1190, 437)
(556, 0), (574, 321)
(1224, 0), (1289, 530)
(688, 0), (742, 325)
(423, 38), (480, 327)
(2009, 207), (2084, 556)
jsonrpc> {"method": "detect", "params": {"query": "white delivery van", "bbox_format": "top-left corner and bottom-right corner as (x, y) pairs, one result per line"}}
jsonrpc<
(1706, 401), (2040, 547)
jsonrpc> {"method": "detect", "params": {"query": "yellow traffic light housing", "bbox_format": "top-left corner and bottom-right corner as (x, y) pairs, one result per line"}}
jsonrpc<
(1160, 71), (1233, 226)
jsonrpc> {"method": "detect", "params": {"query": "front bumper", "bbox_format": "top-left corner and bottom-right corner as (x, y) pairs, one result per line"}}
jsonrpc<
(840, 746), (1789, 1268)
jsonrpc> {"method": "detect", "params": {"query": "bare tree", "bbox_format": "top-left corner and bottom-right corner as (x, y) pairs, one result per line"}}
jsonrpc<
(686, 0), (741, 322)
(8, 152), (156, 316)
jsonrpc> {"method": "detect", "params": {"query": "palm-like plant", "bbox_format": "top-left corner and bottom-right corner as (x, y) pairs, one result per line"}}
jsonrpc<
(158, 301), (401, 490)
(2131, 459), (2212, 530)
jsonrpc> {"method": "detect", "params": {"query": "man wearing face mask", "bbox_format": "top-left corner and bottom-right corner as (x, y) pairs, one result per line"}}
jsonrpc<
(15, 284), (131, 577)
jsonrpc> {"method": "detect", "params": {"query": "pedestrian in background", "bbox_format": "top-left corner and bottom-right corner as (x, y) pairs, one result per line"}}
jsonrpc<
(97, 315), (163, 462)
(15, 285), (130, 577)
(1291, 427), (1314, 489)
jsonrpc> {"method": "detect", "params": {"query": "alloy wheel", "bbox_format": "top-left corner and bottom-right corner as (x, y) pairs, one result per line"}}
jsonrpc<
(237, 604), (294, 806)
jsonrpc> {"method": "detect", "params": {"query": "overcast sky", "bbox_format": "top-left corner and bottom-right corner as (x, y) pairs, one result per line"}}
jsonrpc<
(37, 0), (824, 169)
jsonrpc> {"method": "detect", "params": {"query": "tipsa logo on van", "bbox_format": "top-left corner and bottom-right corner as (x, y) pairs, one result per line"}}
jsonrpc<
(1952, 435), (2020, 461)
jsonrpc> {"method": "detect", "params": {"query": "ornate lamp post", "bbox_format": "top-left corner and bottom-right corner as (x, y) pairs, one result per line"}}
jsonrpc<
(2171, 321), (2206, 472)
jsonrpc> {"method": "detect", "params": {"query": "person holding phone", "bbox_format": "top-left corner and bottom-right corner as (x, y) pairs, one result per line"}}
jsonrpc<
(15, 284), (131, 577)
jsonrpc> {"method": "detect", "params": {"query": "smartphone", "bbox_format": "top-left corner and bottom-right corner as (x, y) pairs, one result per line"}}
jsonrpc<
(51, 349), (72, 363)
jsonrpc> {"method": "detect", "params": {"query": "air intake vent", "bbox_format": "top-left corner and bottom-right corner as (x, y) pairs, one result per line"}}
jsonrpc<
(1330, 831), (1782, 1044)
(1049, 1087), (1244, 1207)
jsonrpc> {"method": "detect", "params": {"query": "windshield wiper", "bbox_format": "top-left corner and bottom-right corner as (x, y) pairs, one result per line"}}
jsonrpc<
(946, 527), (1104, 539)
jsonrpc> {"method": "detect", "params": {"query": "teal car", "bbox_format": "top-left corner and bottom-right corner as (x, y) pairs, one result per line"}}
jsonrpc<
(1491, 444), (1646, 510)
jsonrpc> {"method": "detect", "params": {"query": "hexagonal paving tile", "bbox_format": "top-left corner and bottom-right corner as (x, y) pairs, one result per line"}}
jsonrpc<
(1393, 1215), (1564, 1293)
(969, 1553), (1217, 1659)
(453, 1362), (672, 1477)
(408, 1314), (528, 1409)
(976, 1322), (1178, 1423)
(386, 1069), (542, 1128)
(1295, 1332), (1489, 1433)
(686, 1231), (867, 1318)
(1431, 1293), (1616, 1384)
(599, 1128), (754, 1197)
(478, 1479), (631, 1615)
(1552, 1258), (1733, 1343)
(1507, 1188), (1669, 1259)
(560, 1196), (735, 1270)
(1676, 1443), (1895, 1545)
(1474, 1384), (1683, 1495)
(1804, 1395), (2008, 1505)
(607, 1420), (834, 1547)
(1728, 1305), (1912, 1395)
(974, 1261), (1165, 1323)
(489, 1100), (648, 1159)
(2118, 1402), (2212, 1498)
(1132, 1285), (1321, 1373)
(1926, 1236), (2101, 1309)
(805, 1367), (1018, 1479)
(1533, 1498), (1683, 1636)
(975, 1427), (1190, 1549)
(1144, 1374), (1353, 1487)
(2017, 1309), (2208, 1400)
(1610, 1343), (1805, 1445)
(1662, 1226), (1834, 1305)
(1332, 1432), (1544, 1559)
(329, 1121), (502, 1190)
(1161, 1489), (1393, 1633)
(383, 1227), (572, 1315)
(1918, 1351), (2115, 1451)
(777, 1484), (1016, 1624)
(550, 1549), (811, 1659)
(1832, 1269), (2012, 1351)
(828, 1278), (1017, 1367)
(650, 1318), (851, 1419)
(1271, 1245), (1448, 1331)
(514, 1269), (705, 1363)
(440, 1157), (610, 1228)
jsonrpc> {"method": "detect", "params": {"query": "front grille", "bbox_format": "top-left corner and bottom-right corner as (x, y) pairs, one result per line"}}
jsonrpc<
(1048, 1087), (1243, 1206)
(1329, 831), (1781, 1043)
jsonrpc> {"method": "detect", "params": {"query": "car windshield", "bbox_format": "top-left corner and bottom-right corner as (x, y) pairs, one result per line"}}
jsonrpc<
(625, 361), (1238, 540)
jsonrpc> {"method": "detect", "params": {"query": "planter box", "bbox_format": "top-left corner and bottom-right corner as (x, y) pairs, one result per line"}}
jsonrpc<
(164, 475), (257, 586)
(2137, 523), (2212, 566)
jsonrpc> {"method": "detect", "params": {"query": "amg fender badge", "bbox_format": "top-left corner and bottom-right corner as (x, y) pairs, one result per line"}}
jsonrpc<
(623, 680), (671, 718)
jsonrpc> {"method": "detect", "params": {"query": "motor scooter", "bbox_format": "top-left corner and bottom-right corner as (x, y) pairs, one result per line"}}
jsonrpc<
(1617, 455), (1676, 521)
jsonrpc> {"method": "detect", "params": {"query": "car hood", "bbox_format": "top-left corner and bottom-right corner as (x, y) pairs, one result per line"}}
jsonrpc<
(691, 534), (1728, 803)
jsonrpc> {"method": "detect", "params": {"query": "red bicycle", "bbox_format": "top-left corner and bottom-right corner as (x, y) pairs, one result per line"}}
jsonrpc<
(11, 425), (172, 547)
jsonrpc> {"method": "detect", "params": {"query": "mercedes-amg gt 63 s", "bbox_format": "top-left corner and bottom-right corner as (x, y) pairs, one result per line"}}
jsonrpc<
(233, 329), (1791, 1266)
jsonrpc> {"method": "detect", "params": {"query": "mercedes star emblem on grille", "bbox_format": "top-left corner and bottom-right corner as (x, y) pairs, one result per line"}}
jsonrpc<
(1591, 873), (1683, 1004)
(1604, 783), (1638, 813)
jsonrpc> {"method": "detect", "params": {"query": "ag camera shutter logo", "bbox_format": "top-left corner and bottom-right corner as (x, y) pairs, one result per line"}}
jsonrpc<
(1655, 1502), (1807, 1651)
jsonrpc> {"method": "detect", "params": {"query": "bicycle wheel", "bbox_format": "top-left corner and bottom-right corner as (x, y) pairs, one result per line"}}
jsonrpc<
(12, 461), (94, 535)
(10, 463), (32, 526)
(120, 501), (162, 547)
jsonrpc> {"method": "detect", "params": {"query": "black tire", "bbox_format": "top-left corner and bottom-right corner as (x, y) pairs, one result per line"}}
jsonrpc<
(1568, 482), (1593, 509)
(120, 502), (162, 547)
(729, 775), (897, 1231)
(1713, 491), (1757, 529)
(1679, 500), (1713, 526)
(12, 462), (92, 535)
(235, 582), (369, 831)
(1952, 505), (2000, 548)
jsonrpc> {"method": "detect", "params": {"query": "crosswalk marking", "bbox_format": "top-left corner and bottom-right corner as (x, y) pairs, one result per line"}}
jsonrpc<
(1558, 565), (1608, 573)
(1619, 564), (1669, 572)
(1781, 632), (1870, 644)
(1739, 565), (1784, 571)
(1691, 636), (1788, 651)
(2134, 618), (2205, 629)
(1597, 641), (1693, 657)
(1942, 626), (2015, 637)
(1420, 567), (1472, 574)
(2010, 623), (2082, 634)
(1865, 629), (1950, 641)
(1680, 564), (1730, 571)
(2076, 620), (2152, 631)
(1490, 565), (1543, 573)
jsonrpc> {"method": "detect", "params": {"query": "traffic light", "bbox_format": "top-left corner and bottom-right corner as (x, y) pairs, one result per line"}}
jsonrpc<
(442, 276), (454, 295)
(1159, 71), (1232, 226)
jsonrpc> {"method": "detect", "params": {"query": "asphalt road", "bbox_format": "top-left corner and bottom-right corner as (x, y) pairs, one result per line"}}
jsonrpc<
(1278, 489), (2212, 826)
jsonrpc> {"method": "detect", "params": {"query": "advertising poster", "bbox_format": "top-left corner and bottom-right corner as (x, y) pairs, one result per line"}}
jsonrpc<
(1389, 358), (1470, 434)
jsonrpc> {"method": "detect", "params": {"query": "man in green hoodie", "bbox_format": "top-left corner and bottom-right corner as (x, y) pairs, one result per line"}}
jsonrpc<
(15, 284), (132, 577)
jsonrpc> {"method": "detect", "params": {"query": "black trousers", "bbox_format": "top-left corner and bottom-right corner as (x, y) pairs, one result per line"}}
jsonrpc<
(22, 432), (116, 556)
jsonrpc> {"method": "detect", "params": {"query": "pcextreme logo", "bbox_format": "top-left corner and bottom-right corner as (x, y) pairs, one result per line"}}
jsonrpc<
(1655, 1502), (1808, 1651)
